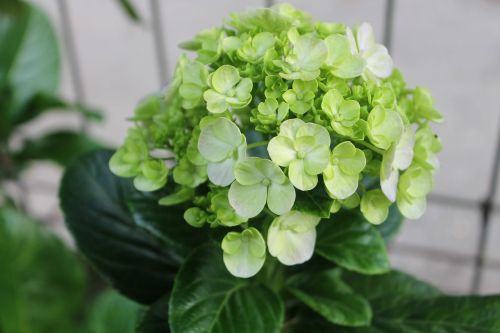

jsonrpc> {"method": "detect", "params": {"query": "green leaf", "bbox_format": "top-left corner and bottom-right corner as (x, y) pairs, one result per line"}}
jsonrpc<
(0, 207), (86, 333)
(169, 244), (284, 333)
(136, 294), (171, 333)
(0, 1), (60, 131)
(335, 271), (500, 333)
(315, 210), (390, 274)
(376, 204), (404, 242)
(86, 290), (142, 333)
(287, 270), (372, 327)
(60, 150), (183, 304)
(13, 131), (103, 167)
(293, 185), (333, 218)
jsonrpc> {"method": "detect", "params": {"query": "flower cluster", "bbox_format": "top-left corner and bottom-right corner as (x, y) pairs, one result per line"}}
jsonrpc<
(109, 4), (442, 278)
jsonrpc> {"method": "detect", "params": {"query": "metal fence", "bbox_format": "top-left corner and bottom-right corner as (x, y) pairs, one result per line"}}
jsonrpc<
(45, 0), (500, 294)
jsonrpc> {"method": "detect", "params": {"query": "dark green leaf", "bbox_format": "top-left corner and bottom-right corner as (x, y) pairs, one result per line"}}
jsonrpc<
(315, 210), (390, 274)
(14, 131), (103, 167)
(60, 150), (180, 304)
(137, 294), (171, 333)
(287, 269), (372, 327)
(293, 184), (333, 218)
(376, 204), (404, 242)
(0, 207), (86, 333)
(0, 1), (59, 128)
(169, 244), (284, 333)
(86, 290), (142, 333)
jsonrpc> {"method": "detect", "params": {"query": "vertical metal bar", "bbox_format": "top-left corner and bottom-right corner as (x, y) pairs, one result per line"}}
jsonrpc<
(56, 0), (87, 132)
(264, 0), (275, 8)
(471, 118), (500, 293)
(150, 0), (168, 87)
(383, 0), (395, 52)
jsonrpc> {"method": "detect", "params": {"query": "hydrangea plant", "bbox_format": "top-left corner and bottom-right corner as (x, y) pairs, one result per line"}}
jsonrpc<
(60, 4), (500, 333)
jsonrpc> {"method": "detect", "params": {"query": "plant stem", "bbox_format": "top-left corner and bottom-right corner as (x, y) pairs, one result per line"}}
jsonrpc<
(353, 140), (384, 155)
(247, 140), (268, 149)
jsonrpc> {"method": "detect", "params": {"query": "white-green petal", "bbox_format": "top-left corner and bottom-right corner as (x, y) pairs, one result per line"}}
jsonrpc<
(211, 65), (240, 94)
(380, 146), (399, 202)
(234, 157), (266, 185)
(207, 158), (236, 186)
(198, 118), (242, 162)
(222, 228), (266, 278)
(289, 159), (318, 191)
(393, 126), (415, 170)
(268, 136), (297, 167)
(279, 118), (305, 140)
(397, 192), (427, 220)
(267, 181), (296, 216)
(365, 44), (393, 78)
(295, 123), (331, 146)
(355, 22), (376, 54)
(360, 189), (391, 225)
(324, 165), (359, 200)
(304, 145), (330, 175)
(228, 182), (267, 218)
(203, 90), (228, 114)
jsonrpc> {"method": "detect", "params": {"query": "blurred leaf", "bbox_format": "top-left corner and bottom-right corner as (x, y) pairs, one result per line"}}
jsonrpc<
(136, 294), (170, 333)
(0, 1), (60, 135)
(14, 131), (103, 167)
(60, 150), (205, 304)
(293, 184), (333, 218)
(12, 92), (103, 128)
(116, 0), (141, 22)
(0, 207), (86, 333)
(287, 269), (372, 327)
(86, 290), (142, 333)
(169, 244), (284, 333)
(315, 210), (390, 274)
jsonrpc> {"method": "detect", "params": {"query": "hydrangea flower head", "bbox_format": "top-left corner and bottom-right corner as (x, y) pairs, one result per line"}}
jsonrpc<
(110, 4), (442, 278)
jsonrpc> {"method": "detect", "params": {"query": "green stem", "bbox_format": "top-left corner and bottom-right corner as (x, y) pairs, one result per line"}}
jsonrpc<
(353, 140), (384, 155)
(247, 140), (268, 149)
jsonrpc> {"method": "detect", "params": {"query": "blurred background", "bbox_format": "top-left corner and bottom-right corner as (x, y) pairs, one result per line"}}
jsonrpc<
(3, 0), (500, 308)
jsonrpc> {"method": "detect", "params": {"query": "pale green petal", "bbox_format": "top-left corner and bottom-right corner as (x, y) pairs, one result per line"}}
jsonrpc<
(279, 118), (305, 140)
(222, 228), (266, 278)
(276, 210), (321, 233)
(332, 55), (365, 79)
(296, 123), (331, 146)
(397, 192), (427, 220)
(333, 142), (366, 176)
(323, 165), (359, 199)
(289, 159), (318, 191)
(304, 145), (330, 175)
(233, 157), (266, 185)
(256, 158), (288, 184)
(198, 117), (242, 162)
(203, 89), (228, 114)
(367, 106), (404, 150)
(228, 181), (267, 218)
(324, 34), (350, 66)
(207, 158), (236, 186)
(267, 181), (296, 215)
(211, 65), (240, 93)
(267, 220), (316, 266)
(365, 44), (393, 78)
(321, 89), (343, 119)
(268, 136), (297, 167)
(399, 166), (433, 198)
(360, 189), (391, 225)
(234, 78), (253, 99)
(393, 126), (415, 170)
(380, 146), (399, 202)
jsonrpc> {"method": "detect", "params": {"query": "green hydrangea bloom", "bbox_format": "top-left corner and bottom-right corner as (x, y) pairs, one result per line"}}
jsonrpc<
(346, 23), (393, 80)
(211, 190), (248, 227)
(229, 157), (295, 218)
(361, 189), (392, 224)
(396, 164), (433, 219)
(321, 89), (366, 139)
(277, 29), (327, 81)
(198, 117), (246, 186)
(380, 125), (415, 201)
(282, 79), (318, 115)
(323, 141), (366, 199)
(222, 228), (266, 278)
(367, 106), (404, 150)
(413, 87), (444, 123)
(268, 119), (331, 191)
(133, 159), (168, 192)
(203, 65), (253, 113)
(110, 4), (443, 278)
(267, 211), (320, 265)
(237, 32), (276, 63)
